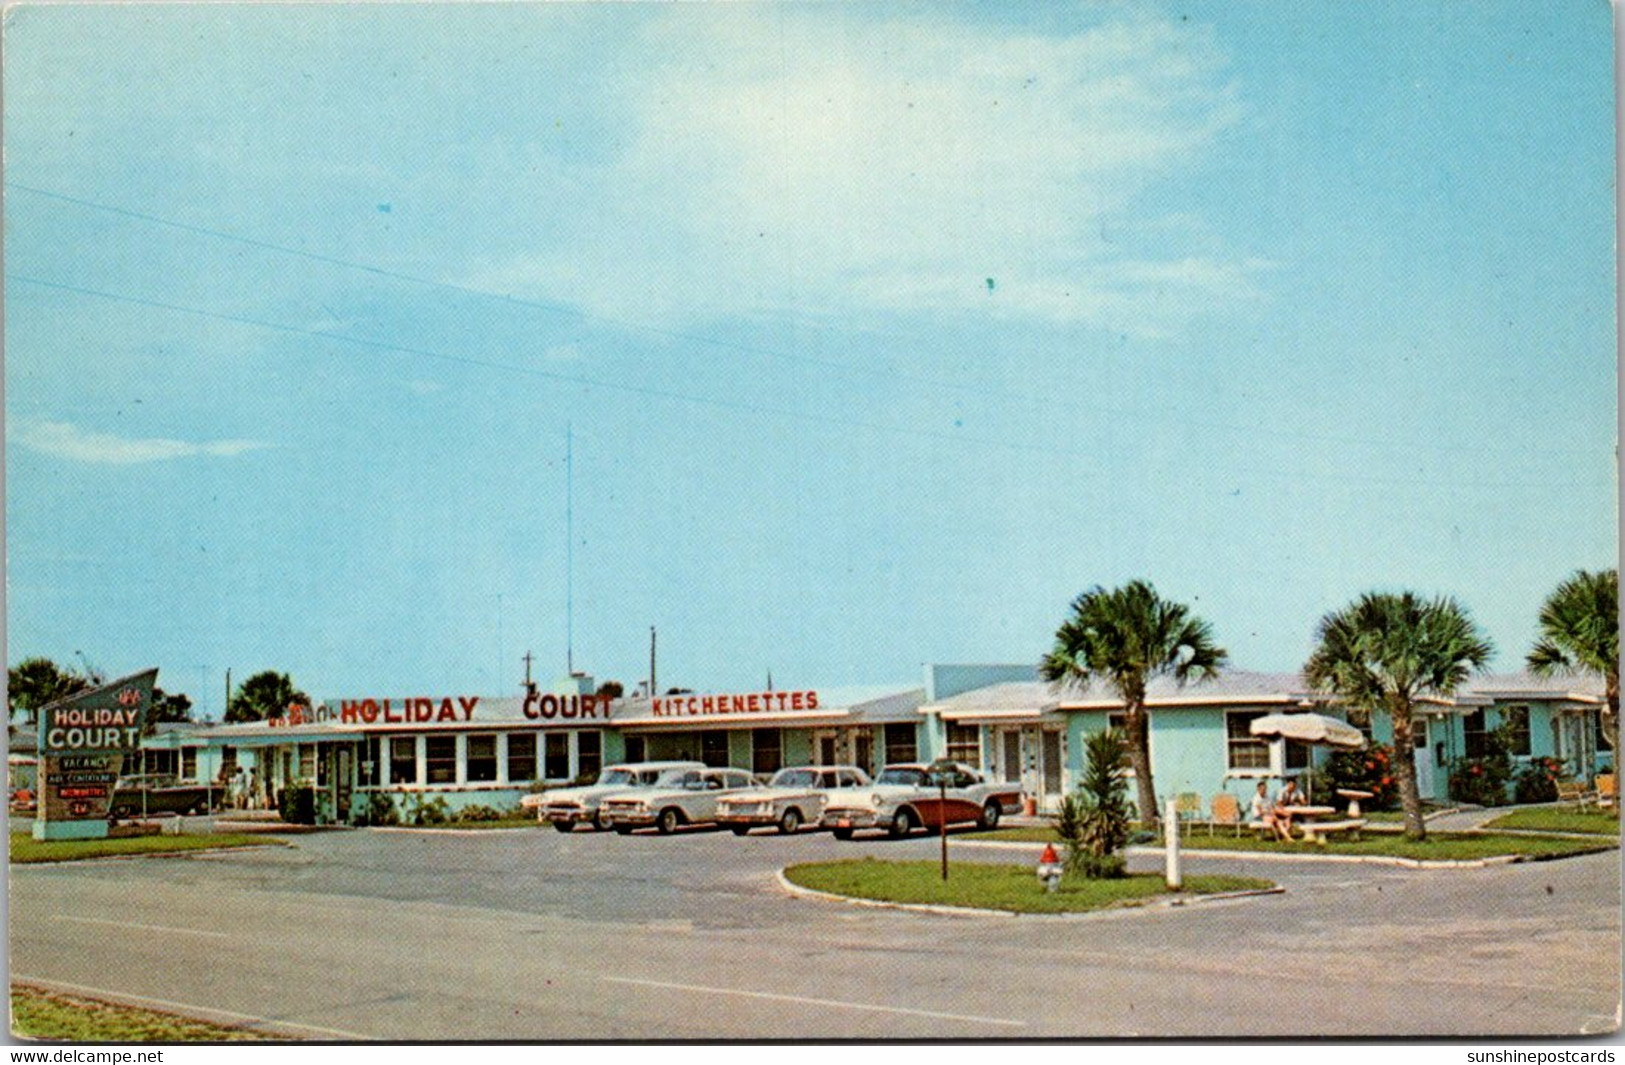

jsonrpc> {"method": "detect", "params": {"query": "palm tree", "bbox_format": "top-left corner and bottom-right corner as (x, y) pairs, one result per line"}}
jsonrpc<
(7, 657), (94, 725)
(226, 671), (309, 723)
(1527, 568), (1618, 758)
(1040, 581), (1227, 826)
(1304, 592), (1493, 841)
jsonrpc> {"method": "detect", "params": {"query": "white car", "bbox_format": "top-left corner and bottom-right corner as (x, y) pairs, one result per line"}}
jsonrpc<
(819, 762), (1023, 840)
(716, 765), (872, 835)
(600, 767), (762, 835)
(521, 761), (705, 832)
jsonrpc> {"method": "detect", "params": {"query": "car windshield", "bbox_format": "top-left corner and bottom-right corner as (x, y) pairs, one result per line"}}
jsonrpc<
(876, 768), (926, 786)
(654, 768), (693, 786)
(599, 769), (636, 786)
(770, 769), (819, 788)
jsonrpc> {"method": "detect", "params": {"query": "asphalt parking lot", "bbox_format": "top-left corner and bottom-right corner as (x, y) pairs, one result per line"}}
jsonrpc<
(8, 823), (1621, 1040)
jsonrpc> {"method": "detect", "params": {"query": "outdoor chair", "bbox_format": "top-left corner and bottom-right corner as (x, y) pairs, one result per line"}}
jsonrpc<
(1596, 774), (1617, 810)
(1208, 793), (1243, 836)
(1555, 779), (1596, 809)
(1175, 792), (1203, 837)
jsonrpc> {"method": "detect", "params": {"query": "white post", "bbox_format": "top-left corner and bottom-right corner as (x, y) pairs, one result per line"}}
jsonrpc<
(1165, 797), (1183, 890)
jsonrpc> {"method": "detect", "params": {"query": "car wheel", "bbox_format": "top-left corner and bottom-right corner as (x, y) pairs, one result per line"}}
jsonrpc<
(592, 810), (610, 832)
(613, 825), (634, 835)
(831, 827), (854, 841)
(657, 808), (682, 835)
(552, 821), (574, 833)
(189, 800), (208, 816)
(111, 804), (133, 820)
(979, 801), (1001, 830)
(889, 807), (916, 839)
(731, 825), (751, 836)
(778, 808), (802, 835)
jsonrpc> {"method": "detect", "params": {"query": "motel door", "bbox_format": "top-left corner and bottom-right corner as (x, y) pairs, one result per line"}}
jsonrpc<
(1412, 719), (1436, 799)
(996, 729), (1022, 784)
(812, 730), (839, 767)
(1039, 729), (1064, 804)
(329, 745), (354, 823)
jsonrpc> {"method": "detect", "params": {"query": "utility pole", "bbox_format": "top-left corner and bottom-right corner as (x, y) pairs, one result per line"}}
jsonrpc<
(523, 651), (535, 694)
(224, 668), (231, 722)
(565, 424), (573, 676)
(649, 626), (657, 698)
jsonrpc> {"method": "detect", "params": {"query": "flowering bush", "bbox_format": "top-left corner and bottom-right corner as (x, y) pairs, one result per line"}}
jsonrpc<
(1448, 723), (1515, 806)
(1321, 743), (1399, 811)
(1513, 756), (1566, 804)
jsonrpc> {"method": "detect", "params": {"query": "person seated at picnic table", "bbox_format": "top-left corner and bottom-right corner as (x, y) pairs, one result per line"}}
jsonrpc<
(1271, 778), (1306, 841)
(1249, 781), (1277, 834)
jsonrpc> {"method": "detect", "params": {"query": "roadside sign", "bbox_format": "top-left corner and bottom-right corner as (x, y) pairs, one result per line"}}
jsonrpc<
(34, 669), (157, 841)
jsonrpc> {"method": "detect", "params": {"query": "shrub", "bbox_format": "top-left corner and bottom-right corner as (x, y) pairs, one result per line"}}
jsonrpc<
(1321, 743), (1399, 811)
(1052, 729), (1133, 879)
(357, 792), (399, 827)
(409, 795), (450, 826)
(1513, 756), (1565, 805)
(455, 803), (505, 823)
(1448, 722), (1516, 806)
(1069, 853), (1127, 879)
(276, 784), (316, 825)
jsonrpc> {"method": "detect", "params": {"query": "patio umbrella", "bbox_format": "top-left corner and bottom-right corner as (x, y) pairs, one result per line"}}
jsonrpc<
(1249, 712), (1366, 749)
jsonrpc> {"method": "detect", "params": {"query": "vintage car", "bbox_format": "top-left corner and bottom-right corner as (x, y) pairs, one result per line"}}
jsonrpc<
(107, 774), (217, 819)
(600, 767), (762, 835)
(819, 761), (1023, 840)
(715, 764), (872, 835)
(521, 761), (705, 832)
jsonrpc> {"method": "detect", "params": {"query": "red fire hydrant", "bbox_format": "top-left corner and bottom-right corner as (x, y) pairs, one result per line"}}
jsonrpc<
(1036, 843), (1063, 893)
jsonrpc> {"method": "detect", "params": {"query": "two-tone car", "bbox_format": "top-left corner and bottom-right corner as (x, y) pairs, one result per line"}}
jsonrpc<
(715, 765), (872, 835)
(600, 767), (762, 835)
(106, 774), (217, 820)
(520, 761), (705, 832)
(819, 761), (1023, 840)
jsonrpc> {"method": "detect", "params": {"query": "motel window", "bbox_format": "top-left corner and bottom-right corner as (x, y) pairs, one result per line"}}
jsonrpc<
(221, 746), (238, 776)
(1464, 710), (1488, 760)
(544, 734), (570, 780)
(752, 729), (783, 775)
(1226, 711), (1271, 771)
(466, 735), (498, 783)
(143, 749), (179, 776)
(181, 748), (198, 780)
(360, 737), (380, 787)
(507, 734), (537, 783)
(578, 732), (602, 779)
(1596, 711), (1612, 751)
(883, 723), (917, 765)
(1502, 706), (1531, 757)
(945, 724), (980, 766)
(623, 735), (646, 764)
(1284, 740), (1311, 771)
(299, 745), (318, 784)
(701, 730), (730, 768)
(389, 737), (417, 785)
(425, 736), (457, 785)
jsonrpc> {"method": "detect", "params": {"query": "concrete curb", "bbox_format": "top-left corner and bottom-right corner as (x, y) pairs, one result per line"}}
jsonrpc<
(11, 840), (289, 865)
(774, 867), (1284, 920)
(365, 825), (540, 835)
(953, 837), (1611, 869)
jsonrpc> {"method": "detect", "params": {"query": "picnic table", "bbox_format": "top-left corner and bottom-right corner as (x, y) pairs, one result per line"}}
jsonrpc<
(1336, 788), (1375, 819)
(1279, 804), (1338, 842)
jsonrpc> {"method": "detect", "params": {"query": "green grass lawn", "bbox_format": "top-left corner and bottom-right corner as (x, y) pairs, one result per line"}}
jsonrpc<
(1482, 807), (1621, 836)
(784, 857), (1272, 914)
(959, 826), (1615, 861)
(11, 984), (279, 1041)
(10, 831), (283, 863)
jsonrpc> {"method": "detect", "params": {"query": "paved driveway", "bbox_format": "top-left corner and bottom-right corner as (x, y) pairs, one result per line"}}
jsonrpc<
(8, 825), (1620, 1039)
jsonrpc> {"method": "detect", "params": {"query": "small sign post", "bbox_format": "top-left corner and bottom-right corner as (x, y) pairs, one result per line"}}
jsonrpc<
(1164, 797), (1183, 890)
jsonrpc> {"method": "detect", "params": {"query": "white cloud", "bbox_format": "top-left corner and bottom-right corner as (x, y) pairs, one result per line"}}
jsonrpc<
(472, 11), (1259, 337)
(12, 420), (269, 465)
(403, 379), (446, 396)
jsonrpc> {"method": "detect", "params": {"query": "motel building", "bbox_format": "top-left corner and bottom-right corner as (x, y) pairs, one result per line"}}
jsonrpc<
(150, 664), (1612, 825)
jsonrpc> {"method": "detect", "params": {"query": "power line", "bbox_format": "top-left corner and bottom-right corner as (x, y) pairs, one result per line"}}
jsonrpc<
(7, 271), (1611, 495)
(6, 180), (1599, 460)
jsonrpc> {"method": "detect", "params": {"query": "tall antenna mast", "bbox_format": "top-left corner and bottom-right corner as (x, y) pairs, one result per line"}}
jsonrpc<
(566, 423), (573, 676)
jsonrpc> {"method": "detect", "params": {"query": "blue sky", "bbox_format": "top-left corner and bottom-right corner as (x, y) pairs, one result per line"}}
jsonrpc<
(5, 2), (1616, 716)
